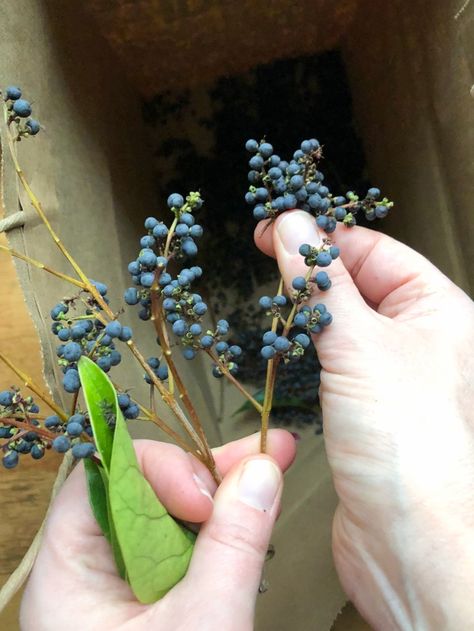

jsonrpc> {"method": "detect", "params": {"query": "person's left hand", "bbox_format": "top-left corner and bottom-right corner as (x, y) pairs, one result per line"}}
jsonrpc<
(20, 430), (296, 631)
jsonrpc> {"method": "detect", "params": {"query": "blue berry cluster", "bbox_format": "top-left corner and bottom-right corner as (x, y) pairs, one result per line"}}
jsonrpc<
(0, 388), (96, 469)
(3, 86), (41, 137)
(245, 138), (392, 225)
(50, 282), (133, 395)
(124, 193), (243, 378)
(246, 138), (393, 365)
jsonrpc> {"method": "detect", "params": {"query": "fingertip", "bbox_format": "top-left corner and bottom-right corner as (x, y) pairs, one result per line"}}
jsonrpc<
(253, 218), (276, 258)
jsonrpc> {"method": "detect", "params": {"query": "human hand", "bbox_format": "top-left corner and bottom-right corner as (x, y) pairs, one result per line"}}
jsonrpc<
(256, 210), (474, 630)
(20, 430), (296, 631)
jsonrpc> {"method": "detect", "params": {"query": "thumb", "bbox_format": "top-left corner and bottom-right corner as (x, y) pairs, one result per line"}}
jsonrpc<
(182, 456), (282, 627)
(273, 210), (374, 353)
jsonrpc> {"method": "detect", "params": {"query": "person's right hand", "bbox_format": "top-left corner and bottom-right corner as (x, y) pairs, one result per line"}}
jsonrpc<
(256, 210), (474, 631)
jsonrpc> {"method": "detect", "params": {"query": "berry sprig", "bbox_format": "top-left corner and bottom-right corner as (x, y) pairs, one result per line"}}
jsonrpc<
(246, 137), (393, 449)
(0, 388), (96, 469)
(2, 86), (41, 138)
(245, 137), (393, 226)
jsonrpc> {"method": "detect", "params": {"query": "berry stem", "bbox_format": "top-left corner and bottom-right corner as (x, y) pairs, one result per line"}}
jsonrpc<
(260, 276), (284, 452)
(0, 245), (87, 289)
(205, 349), (263, 414)
(150, 287), (219, 481)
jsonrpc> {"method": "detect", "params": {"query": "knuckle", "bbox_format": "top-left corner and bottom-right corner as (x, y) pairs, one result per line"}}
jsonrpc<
(205, 517), (267, 561)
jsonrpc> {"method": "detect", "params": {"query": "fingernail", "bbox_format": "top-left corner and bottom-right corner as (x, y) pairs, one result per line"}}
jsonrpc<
(193, 473), (214, 504)
(276, 211), (320, 255)
(238, 459), (281, 512)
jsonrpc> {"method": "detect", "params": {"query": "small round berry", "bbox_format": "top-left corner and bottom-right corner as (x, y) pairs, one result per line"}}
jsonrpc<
(6, 86), (21, 100)
(124, 404), (140, 419)
(274, 336), (290, 352)
(63, 369), (80, 393)
(262, 331), (277, 345)
(253, 205), (267, 220)
(245, 139), (259, 152)
(119, 326), (133, 342)
(215, 341), (228, 354)
(249, 155), (264, 170)
(144, 216), (159, 230)
(105, 321), (122, 338)
(45, 415), (61, 428)
(66, 421), (83, 437)
(294, 312), (308, 327)
(259, 296), (273, 310)
(118, 393), (131, 409)
(26, 119), (41, 135)
(172, 319), (188, 337)
(367, 187), (381, 199)
(182, 238), (198, 257)
(167, 193), (184, 209)
(157, 365), (168, 381)
(298, 244), (312, 257)
(152, 223), (168, 239)
(229, 345), (242, 357)
(182, 347), (196, 360)
(200, 335), (214, 348)
(63, 342), (82, 362)
(273, 295), (287, 307)
(293, 333), (310, 348)
(140, 272), (155, 288)
(53, 435), (71, 453)
(2, 451), (19, 469)
(261, 345), (276, 360)
(329, 246), (340, 259)
(334, 207), (346, 221)
(193, 302), (207, 316)
(71, 443), (96, 459)
(292, 276), (307, 291)
(259, 142), (273, 158)
(319, 312), (333, 327)
(124, 287), (139, 305)
(315, 252), (332, 267)
(375, 205), (389, 218)
(12, 99), (32, 117)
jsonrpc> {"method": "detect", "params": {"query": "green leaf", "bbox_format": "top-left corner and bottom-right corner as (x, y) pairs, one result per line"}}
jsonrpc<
(79, 356), (196, 603)
(78, 356), (115, 475)
(84, 458), (110, 543)
(109, 408), (196, 603)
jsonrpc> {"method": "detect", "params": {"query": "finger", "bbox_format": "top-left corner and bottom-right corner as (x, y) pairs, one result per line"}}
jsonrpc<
(48, 430), (296, 547)
(46, 440), (215, 550)
(181, 455), (282, 627)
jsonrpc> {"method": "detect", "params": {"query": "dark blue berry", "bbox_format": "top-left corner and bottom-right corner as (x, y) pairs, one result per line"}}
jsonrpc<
(261, 346), (276, 360)
(105, 321), (122, 338)
(26, 119), (41, 135)
(292, 276), (307, 291)
(6, 86), (21, 100)
(182, 347), (196, 360)
(200, 335), (214, 348)
(167, 193), (184, 209)
(53, 435), (71, 453)
(245, 139), (259, 152)
(63, 369), (80, 393)
(72, 443), (96, 459)
(274, 336), (290, 352)
(316, 252), (332, 267)
(3, 451), (19, 469)
(119, 326), (133, 342)
(12, 99), (32, 117)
